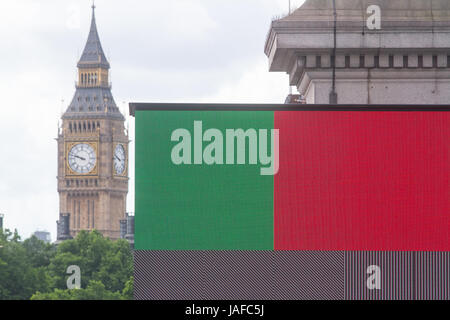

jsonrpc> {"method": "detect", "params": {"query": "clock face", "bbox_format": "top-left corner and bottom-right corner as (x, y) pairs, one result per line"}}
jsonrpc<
(114, 144), (126, 175)
(68, 143), (97, 174)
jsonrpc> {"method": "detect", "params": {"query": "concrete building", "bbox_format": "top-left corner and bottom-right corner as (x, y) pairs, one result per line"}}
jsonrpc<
(33, 231), (51, 243)
(265, 0), (450, 104)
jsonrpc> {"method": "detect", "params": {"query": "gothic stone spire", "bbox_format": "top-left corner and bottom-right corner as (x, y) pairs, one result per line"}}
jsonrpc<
(77, 4), (110, 69)
(63, 5), (123, 120)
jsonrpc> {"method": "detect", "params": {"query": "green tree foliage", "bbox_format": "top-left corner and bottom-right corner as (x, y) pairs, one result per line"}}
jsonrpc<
(48, 230), (133, 293)
(31, 280), (126, 300)
(0, 229), (133, 300)
(0, 229), (51, 300)
(23, 236), (57, 268)
(122, 276), (134, 300)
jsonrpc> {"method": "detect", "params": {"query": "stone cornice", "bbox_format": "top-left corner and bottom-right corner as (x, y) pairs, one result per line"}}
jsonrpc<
(289, 53), (450, 88)
(265, 0), (450, 73)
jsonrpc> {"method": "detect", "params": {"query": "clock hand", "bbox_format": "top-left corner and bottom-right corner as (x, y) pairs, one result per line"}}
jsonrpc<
(74, 155), (86, 161)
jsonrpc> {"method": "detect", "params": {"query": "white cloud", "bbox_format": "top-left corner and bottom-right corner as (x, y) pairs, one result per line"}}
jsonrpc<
(163, 1), (218, 40)
(199, 57), (293, 104)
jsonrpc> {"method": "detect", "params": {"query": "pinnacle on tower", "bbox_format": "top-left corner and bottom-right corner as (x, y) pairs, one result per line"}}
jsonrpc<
(77, 3), (110, 69)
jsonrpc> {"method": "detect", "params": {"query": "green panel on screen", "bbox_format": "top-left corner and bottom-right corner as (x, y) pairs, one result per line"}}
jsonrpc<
(135, 111), (274, 250)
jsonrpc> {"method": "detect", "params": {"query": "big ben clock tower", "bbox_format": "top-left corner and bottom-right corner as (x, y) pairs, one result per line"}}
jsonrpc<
(57, 5), (128, 240)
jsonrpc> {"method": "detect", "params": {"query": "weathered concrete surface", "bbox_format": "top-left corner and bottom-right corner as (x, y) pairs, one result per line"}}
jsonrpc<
(266, 0), (450, 104)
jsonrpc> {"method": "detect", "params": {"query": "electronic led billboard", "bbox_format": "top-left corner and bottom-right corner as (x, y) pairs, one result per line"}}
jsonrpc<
(131, 104), (450, 300)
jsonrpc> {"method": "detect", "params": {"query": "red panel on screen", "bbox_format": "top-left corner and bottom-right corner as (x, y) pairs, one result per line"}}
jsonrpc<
(274, 111), (450, 251)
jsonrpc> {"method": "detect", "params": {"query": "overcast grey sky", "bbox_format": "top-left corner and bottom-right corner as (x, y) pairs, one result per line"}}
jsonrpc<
(0, 0), (305, 240)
